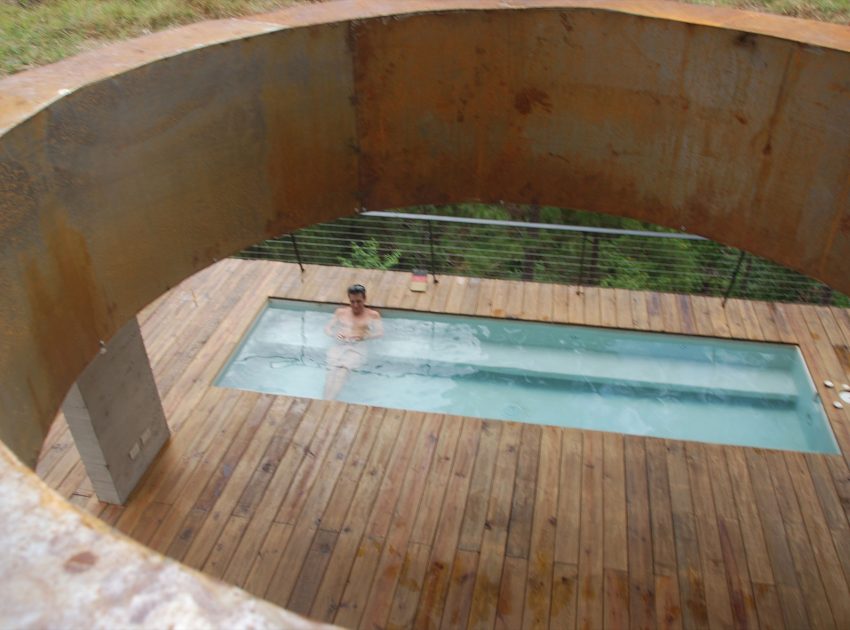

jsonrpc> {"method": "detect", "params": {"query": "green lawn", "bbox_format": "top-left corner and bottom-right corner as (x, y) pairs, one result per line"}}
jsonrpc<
(1, 0), (847, 77)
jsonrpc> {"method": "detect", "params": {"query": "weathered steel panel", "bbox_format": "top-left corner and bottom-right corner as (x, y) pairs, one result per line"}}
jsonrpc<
(0, 22), (358, 462)
(0, 2), (849, 622)
(351, 8), (850, 283)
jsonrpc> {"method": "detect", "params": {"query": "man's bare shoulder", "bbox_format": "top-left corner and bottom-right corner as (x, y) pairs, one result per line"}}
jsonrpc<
(366, 308), (381, 319)
(334, 306), (351, 316)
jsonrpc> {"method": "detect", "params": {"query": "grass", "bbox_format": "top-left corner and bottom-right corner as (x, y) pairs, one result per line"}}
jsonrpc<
(1, 0), (848, 77)
(0, 0), (298, 76)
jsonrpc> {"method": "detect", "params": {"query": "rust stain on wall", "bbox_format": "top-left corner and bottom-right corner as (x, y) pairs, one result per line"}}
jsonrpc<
(514, 88), (553, 115)
(24, 212), (111, 430)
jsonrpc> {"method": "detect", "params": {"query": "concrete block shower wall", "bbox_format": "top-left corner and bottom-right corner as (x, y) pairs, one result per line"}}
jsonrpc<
(1, 0), (848, 624)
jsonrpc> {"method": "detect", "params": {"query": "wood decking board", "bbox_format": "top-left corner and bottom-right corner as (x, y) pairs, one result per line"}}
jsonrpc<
(36, 260), (850, 629)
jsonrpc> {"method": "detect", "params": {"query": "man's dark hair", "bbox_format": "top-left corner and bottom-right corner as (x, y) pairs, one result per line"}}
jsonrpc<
(347, 284), (366, 297)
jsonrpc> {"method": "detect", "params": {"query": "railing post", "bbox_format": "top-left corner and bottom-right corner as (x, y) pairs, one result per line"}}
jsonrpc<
(577, 234), (588, 290)
(722, 250), (747, 306)
(289, 234), (305, 273)
(428, 221), (439, 284)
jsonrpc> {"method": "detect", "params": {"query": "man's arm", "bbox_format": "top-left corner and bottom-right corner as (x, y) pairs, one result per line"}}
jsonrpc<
(324, 309), (341, 337)
(368, 311), (384, 339)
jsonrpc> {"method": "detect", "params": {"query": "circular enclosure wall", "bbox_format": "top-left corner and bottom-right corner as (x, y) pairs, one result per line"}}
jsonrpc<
(0, 0), (849, 622)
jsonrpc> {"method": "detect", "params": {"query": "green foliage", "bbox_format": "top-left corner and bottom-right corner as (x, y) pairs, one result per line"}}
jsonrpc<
(0, 0), (296, 76)
(338, 238), (401, 271)
(2, 0), (847, 77)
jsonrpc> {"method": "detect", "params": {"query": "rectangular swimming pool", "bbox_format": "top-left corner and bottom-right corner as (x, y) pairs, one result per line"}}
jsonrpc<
(215, 299), (838, 453)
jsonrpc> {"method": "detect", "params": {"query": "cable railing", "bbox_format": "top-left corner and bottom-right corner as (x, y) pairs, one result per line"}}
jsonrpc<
(237, 211), (843, 306)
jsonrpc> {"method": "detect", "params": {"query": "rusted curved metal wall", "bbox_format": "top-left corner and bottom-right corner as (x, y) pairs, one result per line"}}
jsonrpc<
(1, 0), (849, 467)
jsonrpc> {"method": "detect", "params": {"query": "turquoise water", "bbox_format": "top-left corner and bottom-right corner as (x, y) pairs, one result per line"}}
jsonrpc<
(215, 299), (838, 453)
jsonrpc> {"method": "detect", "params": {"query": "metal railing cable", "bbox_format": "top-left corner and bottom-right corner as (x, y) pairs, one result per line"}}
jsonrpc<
(236, 211), (842, 306)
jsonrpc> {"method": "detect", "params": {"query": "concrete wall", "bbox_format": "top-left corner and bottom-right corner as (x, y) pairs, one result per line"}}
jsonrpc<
(0, 0), (848, 622)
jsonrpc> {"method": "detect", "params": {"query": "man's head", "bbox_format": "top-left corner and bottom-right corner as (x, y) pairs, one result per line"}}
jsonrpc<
(347, 284), (366, 315)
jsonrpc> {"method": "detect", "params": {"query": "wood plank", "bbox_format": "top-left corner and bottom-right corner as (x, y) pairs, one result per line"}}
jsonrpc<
(721, 299), (749, 339)
(568, 286), (584, 324)
(460, 276), (483, 316)
(129, 501), (171, 547)
(600, 287), (618, 328)
(645, 292), (664, 331)
(583, 286), (602, 326)
(536, 282), (554, 322)
(474, 279), (497, 317)
(554, 430), (582, 566)
(356, 413), (445, 630)
(803, 453), (850, 555)
(614, 288), (632, 329)
(488, 279), (509, 318)
(386, 542), (432, 630)
(551, 284), (570, 324)
(520, 281), (541, 321)
(666, 441), (709, 629)
(39, 439), (82, 493)
(467, 423), (522, 630)
(273, 401), (351, 525)
(733, 298), (764, 340)
(676, 293), (697, 335)
(688, 295), (714, 336)
(655, 574), (683, 630)
(745, 449), (812, 629)
(286, 528), (339, 616)
(645, 439), (676, 577)
(604, 569), (630, 630)
(220, 398), (328, 587)
(410, 416), (464, 546)
(751, 582), (786, 630)
(684, 442), (735, 629)
(549, 562), (579, 629)
(232, 397), (310, 520)
(181, 394), (279, 568)
(152, 262), (261, 399)
(458, 421), (504, 551)
(603, 433), (628, 572)
(443, 275), (470, 314)
(723, 448), (775, 585)
(496, 557), (528, 630)
(36, 416), (74, 479)
(314, 406), (384, 534)
(146, 391), (262, 554)
(112, 386), (235, 535)
(630, 291), (650, 331)
(242, 521), (294, 597)
(624, 437), (655, 629)
(505, 280), (525, 320)
(750, 300), (783, 342)
(506, 424), (542, 560)
(704, 296), (731, 338)
(521, 426), (560, 630)
(782, 452), (850, 626)
(310, 409), (406, 623)
(202, 514), (249, 580)
(660, 293), (683, 333)
(264, 404), (364, 608)
(781, 303), (850, 495)
(576, 431), (604, 629)
(411, 421), (483, 630)
(438, 549), (479, 629)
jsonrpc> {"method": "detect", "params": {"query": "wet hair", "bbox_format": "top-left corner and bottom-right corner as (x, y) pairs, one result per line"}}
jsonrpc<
(347, 284), (366, 297)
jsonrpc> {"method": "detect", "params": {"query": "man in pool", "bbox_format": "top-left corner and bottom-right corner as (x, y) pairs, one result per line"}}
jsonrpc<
(323, 284), (383, 399)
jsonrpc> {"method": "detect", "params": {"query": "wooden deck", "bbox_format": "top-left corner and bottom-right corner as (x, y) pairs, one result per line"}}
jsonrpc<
(38, 260), (850, 629)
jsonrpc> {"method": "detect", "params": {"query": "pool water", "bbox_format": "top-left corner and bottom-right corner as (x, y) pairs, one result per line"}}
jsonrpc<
(215, 299), (839, 453)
